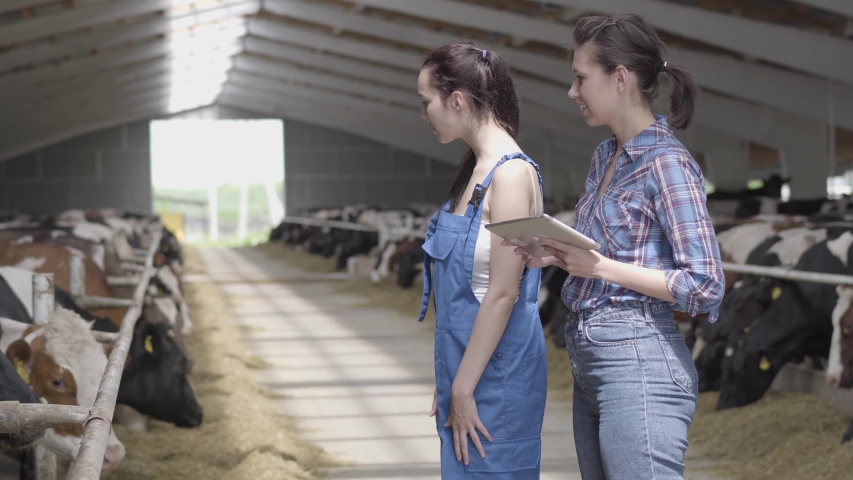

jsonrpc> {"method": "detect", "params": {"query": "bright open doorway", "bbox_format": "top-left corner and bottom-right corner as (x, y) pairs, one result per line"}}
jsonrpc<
(150, 119), (285, 245)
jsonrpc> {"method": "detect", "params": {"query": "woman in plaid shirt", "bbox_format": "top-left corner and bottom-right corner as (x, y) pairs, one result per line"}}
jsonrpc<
(508, 13), (725, 480)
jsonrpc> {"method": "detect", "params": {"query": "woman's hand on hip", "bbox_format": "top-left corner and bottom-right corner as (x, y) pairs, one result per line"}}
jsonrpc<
(445, 390), (492, 465)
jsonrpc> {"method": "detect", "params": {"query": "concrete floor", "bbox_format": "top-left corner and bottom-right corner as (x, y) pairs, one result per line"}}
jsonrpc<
(199, 247), (582, 480)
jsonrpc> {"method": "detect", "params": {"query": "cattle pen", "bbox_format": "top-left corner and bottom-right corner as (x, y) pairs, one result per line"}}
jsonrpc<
(279, 215), (853, 417)
(0, 224), (163, 480)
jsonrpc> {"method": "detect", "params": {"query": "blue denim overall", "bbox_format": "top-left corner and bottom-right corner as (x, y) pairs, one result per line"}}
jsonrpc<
(418, 153), (548, 479)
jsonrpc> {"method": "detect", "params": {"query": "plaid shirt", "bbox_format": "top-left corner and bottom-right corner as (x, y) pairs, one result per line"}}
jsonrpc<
(561, 115), (725, 322)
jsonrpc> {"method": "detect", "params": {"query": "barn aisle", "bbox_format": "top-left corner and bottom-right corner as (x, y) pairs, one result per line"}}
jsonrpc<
(198, 246), (582, 480)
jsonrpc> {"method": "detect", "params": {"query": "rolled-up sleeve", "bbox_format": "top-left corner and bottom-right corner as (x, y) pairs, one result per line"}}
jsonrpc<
(649, 152), (725, 322)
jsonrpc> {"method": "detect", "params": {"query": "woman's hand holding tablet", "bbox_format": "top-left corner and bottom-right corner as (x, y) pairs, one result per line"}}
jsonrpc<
(485, 214), (601, 258)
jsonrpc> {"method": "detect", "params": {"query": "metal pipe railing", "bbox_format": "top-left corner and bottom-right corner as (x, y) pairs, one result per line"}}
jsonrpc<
(65, 226), (162, 480)
(722, 261), (853, 286)
(281, 216), (427, 239)
(0, 222), (163, 480)
(0, 403), (91, 433)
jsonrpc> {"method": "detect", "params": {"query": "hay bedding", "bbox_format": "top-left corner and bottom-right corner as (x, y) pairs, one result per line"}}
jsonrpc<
(108, 246), (336, 480)
(258, 242), (853, 479)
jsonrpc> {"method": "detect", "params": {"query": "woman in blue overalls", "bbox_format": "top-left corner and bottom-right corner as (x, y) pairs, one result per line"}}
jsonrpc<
(416, 44), (548, 479)
(508, 15), (725, 479)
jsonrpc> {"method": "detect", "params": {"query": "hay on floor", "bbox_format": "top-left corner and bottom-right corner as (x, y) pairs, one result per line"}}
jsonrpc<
(108, 246), (336, 480)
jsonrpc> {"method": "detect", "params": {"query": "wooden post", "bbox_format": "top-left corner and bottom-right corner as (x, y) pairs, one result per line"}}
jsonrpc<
(32, 273), (54, 325)
(208, 185), (219, 242)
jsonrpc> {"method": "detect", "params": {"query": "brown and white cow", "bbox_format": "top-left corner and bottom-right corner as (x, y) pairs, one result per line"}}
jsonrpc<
(2, 309), (126, 474)
(0, 242), (125, 324)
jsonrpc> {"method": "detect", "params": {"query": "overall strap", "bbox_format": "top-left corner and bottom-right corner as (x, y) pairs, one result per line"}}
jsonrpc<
(463, 152), (544, 286)
(417, 201), (447, 322)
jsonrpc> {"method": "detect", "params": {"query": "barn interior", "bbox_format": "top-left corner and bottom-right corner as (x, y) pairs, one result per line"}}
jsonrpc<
(0, 1), (852, 479)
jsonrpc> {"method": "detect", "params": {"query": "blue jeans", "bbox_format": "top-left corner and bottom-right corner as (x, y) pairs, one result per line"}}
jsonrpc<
(565, 301), (697, 480)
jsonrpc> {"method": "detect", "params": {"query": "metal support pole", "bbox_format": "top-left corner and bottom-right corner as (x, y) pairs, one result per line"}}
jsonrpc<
(0, 402), (90, 433)
(722, 262), (853, 286)
(90, 245), (105, 271)
(35, 444), (57, 480)
(32, 273), (54, 325)
(69, 255), (85, 297)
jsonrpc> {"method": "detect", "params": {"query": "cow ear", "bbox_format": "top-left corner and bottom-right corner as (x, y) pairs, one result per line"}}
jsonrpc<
(6, 339), (32, 365)
(102, 343), (114, 357)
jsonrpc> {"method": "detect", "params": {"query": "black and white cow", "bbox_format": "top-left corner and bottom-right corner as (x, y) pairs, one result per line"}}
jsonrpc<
(716, 231), (853, 410)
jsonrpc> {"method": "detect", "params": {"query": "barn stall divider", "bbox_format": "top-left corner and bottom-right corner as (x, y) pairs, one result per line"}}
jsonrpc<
(0, 224), (163, 480)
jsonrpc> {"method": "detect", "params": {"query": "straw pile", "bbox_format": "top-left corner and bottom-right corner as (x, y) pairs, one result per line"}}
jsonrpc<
(107, 246), (336, 480)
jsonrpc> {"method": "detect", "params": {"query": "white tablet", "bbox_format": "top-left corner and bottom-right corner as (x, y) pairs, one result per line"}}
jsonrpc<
(485, 214), (601, 258)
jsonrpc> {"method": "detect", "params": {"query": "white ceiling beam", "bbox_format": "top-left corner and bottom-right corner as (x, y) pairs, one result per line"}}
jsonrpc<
(0, 0), (173, 46)
(243, 36), (413, 87)
(0, 73), (181, 125)
(226, 72), (419, 123)
(0, 93), (174, 162)
(0, 83), (175, 136)
(225, 70), (611, 157)
(218, 86), (459, 162)
(0, 1), (61, 14)
(542, 0), (853, 85)
(241, 36), (602, 147)
(781, 1), (853, 22)
(245, 21), (827, 154)
(230, 58), (414, 106)
(263, 0), (853, 133)
(0, 56), (176, 108)
(0, 0), (258, 72)
(263, 0), (571, 83)
(0, 103), (169, 163)
(0, 34), (242, 95)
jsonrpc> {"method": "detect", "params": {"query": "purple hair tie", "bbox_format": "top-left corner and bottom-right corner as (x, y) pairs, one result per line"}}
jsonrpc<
(482, 50), (488, 61)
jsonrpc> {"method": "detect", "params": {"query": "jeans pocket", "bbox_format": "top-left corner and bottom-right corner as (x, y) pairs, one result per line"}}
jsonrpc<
(658, 333), (698, 394)
(584, 321), (635, 347)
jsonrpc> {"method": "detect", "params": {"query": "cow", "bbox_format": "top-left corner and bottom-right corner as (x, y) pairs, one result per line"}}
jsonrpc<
(2, 310), (126, 473)
(716, 234), (850, 410)
(0, 267), (202, 431)
(0, 242), (126, 324)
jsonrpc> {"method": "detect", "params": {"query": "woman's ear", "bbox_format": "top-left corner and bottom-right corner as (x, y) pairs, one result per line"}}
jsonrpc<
(450, 91), (465, 112)
(613, 65), (629, 93)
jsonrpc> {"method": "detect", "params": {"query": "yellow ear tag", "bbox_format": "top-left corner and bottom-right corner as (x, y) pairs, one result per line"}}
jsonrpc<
(144, 335), (154, 354)
(744, 327), (750, 333)
(771, 286), (782, 300)
(16, 360), (30, 384)
(759, 356), (771, 371)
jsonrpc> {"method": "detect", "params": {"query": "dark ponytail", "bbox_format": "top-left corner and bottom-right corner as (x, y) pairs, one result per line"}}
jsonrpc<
(422, 44), (521, 212)
(571, 14), (698, 130)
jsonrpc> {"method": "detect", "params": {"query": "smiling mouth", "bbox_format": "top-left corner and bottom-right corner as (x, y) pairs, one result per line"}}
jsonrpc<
(578, 104), (588, 114)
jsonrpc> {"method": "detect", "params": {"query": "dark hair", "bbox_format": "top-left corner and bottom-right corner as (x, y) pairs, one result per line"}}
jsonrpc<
(571, 14), (698, 130)
(422, 44), (520, 212)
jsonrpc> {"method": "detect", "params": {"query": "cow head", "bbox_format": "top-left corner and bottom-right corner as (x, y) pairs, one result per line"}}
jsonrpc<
(5, 310), (125, 473)
(117, 320), (203, 428)
(694, 277), (781, 393)
(717, 281), (804, 411)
